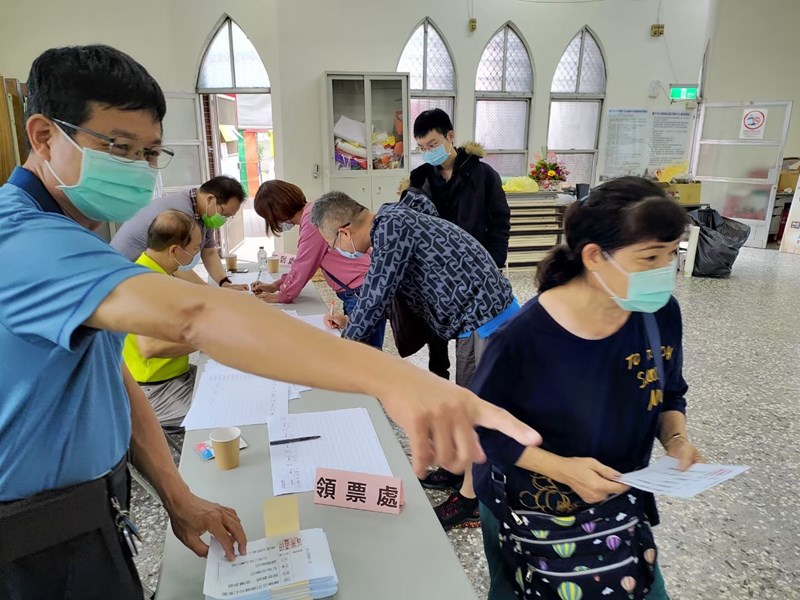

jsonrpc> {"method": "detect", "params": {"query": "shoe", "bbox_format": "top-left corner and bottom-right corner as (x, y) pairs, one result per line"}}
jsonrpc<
(434, 492), (480, 530)
(419, 468), (464, 491)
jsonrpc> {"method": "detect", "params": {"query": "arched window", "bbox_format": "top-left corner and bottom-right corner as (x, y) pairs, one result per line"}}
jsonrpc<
(474, 24), (533, 176)
(548, 27), (606, 184)
(198, 17), (270, 91)
(397, 19), (457, 168)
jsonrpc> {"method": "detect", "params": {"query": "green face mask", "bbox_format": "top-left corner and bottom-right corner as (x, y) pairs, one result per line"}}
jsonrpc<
(202, 212), (226, 229)
(201, 198), (227, 229)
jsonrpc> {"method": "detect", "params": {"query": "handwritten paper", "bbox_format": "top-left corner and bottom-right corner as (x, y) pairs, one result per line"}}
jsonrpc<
(268, 408), (392, 495)
(203, 529), (338, 600)
(205, 359), (312, 401)
(230, 270), (275, 287)
(619, 456), (749, 498)
(181, 364), (289, 431)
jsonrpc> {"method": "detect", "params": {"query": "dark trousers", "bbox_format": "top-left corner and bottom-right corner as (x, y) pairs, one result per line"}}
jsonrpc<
(0, 459), (143, 600)
(427, 335), (451, 380)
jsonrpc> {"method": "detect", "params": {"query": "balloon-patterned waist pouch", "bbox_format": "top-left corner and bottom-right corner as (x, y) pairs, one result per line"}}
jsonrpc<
(490, 466), (658, 600)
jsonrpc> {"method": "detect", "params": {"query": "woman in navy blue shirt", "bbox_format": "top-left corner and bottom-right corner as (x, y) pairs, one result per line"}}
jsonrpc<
(473, 177), (705, 600)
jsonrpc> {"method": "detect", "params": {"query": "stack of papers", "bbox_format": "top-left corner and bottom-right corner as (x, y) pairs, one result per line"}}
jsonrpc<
(268, 408), (392, 495)
(204, 529), (338, 600)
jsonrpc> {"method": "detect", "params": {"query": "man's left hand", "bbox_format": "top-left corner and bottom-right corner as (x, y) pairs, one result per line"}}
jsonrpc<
(256, 291), (281, 303)
(167, 492), (247, 561)
(666, 438), (705, 471)
(222, 282), (250, 292)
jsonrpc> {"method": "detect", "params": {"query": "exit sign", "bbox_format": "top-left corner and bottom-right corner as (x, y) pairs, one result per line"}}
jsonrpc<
(670, 85), (699, 101)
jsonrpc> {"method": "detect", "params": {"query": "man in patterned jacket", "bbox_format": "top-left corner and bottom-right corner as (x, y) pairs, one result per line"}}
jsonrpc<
(312, 188), (520, 529)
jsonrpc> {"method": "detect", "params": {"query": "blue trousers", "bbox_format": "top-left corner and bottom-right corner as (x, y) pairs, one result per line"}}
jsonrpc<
(337, 290), (386, 350)
(479, 503), (670, 600)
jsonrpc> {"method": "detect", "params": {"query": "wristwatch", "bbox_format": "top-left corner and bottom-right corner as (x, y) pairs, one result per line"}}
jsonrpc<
(219, 276), (232, 287)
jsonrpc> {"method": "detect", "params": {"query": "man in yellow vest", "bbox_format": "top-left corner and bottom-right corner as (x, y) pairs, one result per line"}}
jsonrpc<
(123, 209), (202, 430)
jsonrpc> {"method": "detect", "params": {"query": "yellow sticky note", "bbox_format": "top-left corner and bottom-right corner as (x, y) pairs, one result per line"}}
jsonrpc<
(263, 496), (300, 538)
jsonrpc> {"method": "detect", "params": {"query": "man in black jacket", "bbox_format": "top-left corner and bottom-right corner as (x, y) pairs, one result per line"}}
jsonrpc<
(410, 109), (511, 521)
(410, 109), (510, 267)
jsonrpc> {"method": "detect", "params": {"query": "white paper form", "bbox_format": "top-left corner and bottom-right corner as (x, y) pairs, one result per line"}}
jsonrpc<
(181, 365), (290, 430)
(268, 408), (392, 495)
(230, 270), (275, 287)
(619, 456), (749, 498)
(203, 529), (338, 599)
(205, 359), (312, 401)
(289, 313), (340, 337)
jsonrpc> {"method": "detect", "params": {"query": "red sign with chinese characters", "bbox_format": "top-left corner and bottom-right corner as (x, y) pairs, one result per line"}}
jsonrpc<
(313, 467), (404, 515)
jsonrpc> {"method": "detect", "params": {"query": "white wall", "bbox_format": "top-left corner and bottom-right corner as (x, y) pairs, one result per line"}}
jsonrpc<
(703, 0), (800, 154)
(0, 0), (712, 199)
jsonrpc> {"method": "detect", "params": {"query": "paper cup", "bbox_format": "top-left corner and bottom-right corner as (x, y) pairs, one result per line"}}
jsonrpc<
(224, 255), (238, 271)
(210, 427), (241, 470)
(267, 255), (280, 273)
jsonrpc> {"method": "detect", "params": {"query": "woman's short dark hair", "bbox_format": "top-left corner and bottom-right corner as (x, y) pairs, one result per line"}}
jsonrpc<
(253, 180), (307, 236)
(536, 177), (690, 293)
(26, 45), (166, 129)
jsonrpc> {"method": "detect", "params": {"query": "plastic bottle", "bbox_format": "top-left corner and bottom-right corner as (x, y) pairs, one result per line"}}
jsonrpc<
(257, 246), (268, 269)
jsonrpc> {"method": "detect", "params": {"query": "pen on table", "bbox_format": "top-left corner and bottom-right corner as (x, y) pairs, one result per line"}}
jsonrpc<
(269, 435), (321, 446)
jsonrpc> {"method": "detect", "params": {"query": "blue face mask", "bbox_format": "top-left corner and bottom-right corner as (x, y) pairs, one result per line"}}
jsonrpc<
(46, 126), (158, 222)
(594, 252), (676, 313)
(421, 142), (452, 167)
(335, 236), (364, 260)
(175, 247), (201, 272)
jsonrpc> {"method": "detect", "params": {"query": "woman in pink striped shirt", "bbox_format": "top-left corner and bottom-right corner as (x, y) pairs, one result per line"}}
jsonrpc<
(251, 180), (386, 349)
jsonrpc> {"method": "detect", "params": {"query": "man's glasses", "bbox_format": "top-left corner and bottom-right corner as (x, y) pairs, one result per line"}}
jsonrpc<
(328, 222), (351, 251)
(52, 118), (175, 169)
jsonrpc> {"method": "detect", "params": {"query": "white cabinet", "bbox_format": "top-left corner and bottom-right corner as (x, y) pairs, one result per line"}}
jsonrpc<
(322, 73), (410, 211)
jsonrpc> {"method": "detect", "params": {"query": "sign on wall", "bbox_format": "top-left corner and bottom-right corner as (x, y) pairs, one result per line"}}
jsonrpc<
(739, 109), (768, 140)
(602, 109), (694, 178)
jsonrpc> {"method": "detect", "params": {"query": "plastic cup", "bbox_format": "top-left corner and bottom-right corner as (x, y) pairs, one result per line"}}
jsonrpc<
(225, 255), (238, 271)
(267, 255), (280, 274)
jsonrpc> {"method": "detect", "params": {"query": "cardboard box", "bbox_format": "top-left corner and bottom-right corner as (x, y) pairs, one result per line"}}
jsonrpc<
(667, 183), (702, 205)
(778, 170), (800, 192)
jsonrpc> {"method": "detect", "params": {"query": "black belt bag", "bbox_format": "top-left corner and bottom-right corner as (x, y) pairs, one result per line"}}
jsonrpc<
(491, 467), (658, 600)
(0, 457), (131, 564)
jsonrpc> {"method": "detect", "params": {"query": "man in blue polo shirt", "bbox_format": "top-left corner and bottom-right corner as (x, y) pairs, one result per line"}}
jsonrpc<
(0, 45), (540, 599)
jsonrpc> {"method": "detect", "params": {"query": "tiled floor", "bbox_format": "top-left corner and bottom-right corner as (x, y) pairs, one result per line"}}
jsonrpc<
(133, 247), (800, 598)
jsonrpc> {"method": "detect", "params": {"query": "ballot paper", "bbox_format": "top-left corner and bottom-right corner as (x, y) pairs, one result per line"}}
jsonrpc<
(181, 363), (290, 430)
(268, 408), (392, 495)
(619, 456), (749, 498)
(204, 529), (338, 600)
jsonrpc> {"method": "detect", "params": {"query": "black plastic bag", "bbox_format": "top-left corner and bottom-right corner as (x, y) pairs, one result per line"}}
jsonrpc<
(689, 208), (750, 278)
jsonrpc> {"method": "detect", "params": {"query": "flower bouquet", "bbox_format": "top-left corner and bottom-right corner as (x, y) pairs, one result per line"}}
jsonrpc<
(529, 149), (569, 191)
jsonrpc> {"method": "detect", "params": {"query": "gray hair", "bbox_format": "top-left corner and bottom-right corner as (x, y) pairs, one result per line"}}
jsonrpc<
(310, 191), (368, 238)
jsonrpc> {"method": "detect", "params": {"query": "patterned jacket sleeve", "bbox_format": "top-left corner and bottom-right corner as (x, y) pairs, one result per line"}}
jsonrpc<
(342, 214), (415, 342)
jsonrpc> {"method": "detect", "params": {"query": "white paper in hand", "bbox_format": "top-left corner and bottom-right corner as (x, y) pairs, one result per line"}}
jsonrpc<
(619, 456), (749, 498)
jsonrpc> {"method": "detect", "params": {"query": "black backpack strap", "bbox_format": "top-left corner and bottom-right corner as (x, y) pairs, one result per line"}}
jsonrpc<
(321, 268), (358, 295)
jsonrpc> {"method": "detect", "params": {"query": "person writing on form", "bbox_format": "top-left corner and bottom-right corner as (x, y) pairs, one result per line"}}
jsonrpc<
(250, 180), (386, 349)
